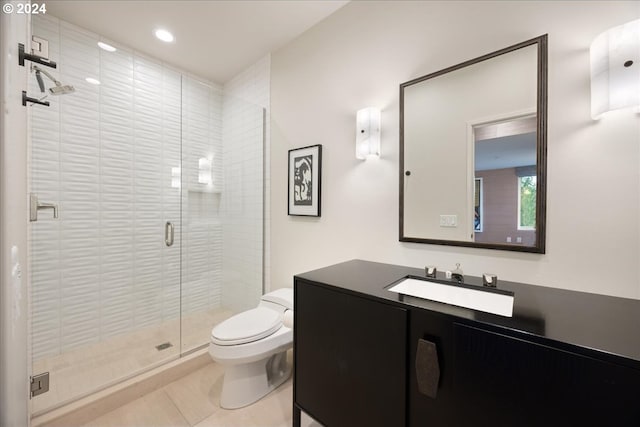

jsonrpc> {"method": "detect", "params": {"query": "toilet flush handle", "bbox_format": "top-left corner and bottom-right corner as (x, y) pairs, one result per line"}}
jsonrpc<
(283, 309), (294, 328)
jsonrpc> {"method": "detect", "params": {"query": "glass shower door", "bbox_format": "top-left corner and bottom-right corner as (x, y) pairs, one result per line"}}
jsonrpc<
(29, 13), (268, 416)
(29, 15), (182, 414)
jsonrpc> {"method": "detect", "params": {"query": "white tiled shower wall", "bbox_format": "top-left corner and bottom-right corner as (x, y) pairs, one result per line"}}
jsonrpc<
(29, 15), (267, 360)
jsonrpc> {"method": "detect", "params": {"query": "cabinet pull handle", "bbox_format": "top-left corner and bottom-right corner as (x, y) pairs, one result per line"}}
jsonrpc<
(416, 338), (440, 399)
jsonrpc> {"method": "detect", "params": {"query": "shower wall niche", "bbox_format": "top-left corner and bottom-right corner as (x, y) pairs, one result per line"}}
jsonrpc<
(29, 14), (267, 414)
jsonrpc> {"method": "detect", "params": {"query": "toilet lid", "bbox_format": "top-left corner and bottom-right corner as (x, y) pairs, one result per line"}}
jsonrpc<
(211, 307), (282, 346)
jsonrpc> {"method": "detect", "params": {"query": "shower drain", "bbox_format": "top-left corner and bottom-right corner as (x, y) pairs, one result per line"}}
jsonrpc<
(155, 342), (173, 351)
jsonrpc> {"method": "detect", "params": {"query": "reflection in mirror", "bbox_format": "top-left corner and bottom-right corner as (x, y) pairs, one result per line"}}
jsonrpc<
(473, 115), (537, 245)
(400, 35), (547, 253)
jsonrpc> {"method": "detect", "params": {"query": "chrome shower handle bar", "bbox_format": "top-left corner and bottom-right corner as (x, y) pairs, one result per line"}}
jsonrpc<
(165, 221), (174, 247)
(29, 193), (58, 222)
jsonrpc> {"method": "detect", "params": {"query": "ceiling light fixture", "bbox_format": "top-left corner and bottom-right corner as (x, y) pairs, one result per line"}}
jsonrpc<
(85, 77), (101, 85)
(97, 41), (116, 52)
(155, 29), (175, 43)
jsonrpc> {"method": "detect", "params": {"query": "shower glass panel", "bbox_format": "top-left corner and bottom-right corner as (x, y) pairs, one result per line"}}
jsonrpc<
(220, 98), (265, 315)
(180, 76), (226, 354)
(28, 14), (264, 415)
(180, 81), (265, 354)
(29, 16), (182, 414)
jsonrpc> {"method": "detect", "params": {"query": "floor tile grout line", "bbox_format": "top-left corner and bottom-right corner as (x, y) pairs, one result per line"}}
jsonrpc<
(161, 364), (219, 427)
(158, 388), (193, 427)
(163, 383), (214, 427)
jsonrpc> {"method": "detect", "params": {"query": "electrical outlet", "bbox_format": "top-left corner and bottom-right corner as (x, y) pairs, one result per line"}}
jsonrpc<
(506, 236), (512, 243)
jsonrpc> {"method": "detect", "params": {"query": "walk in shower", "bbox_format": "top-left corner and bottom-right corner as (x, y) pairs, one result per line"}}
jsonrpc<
(29, 14), (267, 414)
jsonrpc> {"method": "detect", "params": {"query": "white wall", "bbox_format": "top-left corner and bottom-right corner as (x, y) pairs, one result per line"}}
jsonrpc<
(0, 3), (30, 425)
(271, 1), (640, 299)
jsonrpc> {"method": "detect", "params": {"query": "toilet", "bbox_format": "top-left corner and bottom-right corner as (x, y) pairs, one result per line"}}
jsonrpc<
(209, 288), (294, 409)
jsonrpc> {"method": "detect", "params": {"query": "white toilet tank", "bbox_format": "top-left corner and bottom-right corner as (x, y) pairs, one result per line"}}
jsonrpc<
(260, 288), (293, 311)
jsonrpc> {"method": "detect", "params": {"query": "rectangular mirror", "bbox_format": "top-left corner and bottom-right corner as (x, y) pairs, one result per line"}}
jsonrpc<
(400, 35), (547, 253)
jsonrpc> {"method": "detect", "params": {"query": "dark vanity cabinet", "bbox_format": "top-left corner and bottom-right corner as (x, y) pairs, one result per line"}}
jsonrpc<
(450, 324), (640, 426)
(293, 260), (640, 427)
(294, 281), (407, 427)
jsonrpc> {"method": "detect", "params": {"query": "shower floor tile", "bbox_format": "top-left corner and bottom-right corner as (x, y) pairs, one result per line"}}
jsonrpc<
(32, 308), (234, 415)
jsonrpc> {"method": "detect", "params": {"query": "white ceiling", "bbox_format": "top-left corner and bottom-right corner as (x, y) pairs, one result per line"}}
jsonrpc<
(45, 0), (349, 84)
(475, 132), (537, 171)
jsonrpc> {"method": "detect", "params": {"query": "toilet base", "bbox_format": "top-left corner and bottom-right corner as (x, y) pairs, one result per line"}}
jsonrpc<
(220, 351), (291, 409)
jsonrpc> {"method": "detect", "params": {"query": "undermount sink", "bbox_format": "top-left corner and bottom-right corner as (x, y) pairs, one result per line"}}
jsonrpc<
(387, 276), (514, 317)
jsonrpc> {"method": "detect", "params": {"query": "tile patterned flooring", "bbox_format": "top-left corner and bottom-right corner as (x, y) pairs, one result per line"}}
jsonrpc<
(76, 351), (319, 427)
(33, 309), (234, 415)
(33, 310), (323, 427)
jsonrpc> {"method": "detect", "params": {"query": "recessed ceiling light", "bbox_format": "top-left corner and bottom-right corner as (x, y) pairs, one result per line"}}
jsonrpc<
(97, 41), (116, 52)
(155, 29), (174, 43)
(86, 77), (101, 85)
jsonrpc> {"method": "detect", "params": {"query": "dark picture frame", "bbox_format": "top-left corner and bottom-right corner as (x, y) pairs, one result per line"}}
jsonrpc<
(288, 144), (322, 217)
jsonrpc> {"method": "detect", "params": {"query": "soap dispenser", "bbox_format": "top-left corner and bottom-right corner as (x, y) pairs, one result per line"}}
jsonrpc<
(451, 263), (464, 283)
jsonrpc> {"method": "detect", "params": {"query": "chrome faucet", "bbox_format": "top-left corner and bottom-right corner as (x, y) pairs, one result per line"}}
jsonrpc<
(451, 263), (464, 283)
(483, 273), (498, 287)
(425, 265), (437, 278)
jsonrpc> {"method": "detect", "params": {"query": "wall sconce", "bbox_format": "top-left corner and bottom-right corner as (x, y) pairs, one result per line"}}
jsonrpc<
(590, 19), (640, 119)
(198, 157), (212, 185)
(356, 107), (381, 159)
(171, 167), (181, 189)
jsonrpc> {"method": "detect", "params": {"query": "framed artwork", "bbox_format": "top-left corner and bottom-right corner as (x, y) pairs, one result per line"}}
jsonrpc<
(288, 144), (322, 217)
(474, 177), (483, 232)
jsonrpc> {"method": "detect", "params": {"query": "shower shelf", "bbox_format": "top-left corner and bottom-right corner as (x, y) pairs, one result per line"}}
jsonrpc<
(188, 187), (222, 194)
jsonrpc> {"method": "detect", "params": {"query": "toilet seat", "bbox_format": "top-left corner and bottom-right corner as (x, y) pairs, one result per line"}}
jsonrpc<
(212, 307), (282, 346)
(209, 288), (294, 409)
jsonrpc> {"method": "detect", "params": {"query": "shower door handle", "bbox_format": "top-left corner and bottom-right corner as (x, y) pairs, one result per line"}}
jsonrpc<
(165, 221), (174, 247)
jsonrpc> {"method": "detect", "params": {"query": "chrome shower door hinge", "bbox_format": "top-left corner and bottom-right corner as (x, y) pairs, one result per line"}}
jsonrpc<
(30, 372), (49, 398)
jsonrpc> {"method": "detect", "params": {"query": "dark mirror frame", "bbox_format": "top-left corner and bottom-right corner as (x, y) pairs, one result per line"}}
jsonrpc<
(399, 34), (547, 253)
